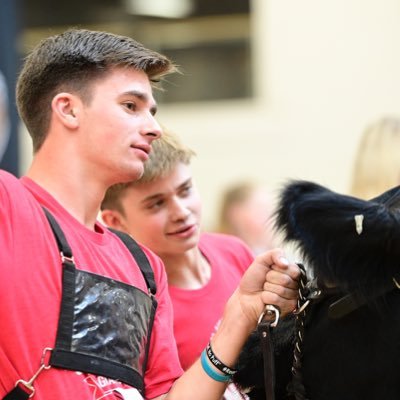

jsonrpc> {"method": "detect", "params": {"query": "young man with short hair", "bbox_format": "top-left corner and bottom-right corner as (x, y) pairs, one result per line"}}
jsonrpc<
(0, 29), (299, 400)
(101, 130), (262, 399)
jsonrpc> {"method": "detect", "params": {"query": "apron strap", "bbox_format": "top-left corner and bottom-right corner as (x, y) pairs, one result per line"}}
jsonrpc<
(108, 228), (157, 295)
(42, 207), (73, 258)
(3, 386), (30, 400)
(3, 209), (157, 400)
(43, 207), (156, 295)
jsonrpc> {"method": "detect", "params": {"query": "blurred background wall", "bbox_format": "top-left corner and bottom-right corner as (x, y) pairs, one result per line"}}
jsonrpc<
(7, 0), (400, 229)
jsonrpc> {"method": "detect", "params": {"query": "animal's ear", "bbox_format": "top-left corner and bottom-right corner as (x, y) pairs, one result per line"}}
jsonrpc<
(275, 180), (400, 296)
(370, 185), (400, 211)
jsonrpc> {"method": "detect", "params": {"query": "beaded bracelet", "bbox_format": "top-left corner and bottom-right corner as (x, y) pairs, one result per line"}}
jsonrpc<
(205, 342), (238, 376)
(200, 349), (231, 383)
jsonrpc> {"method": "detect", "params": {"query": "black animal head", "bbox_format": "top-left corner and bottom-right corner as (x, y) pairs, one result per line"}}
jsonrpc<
(275, 180), (400, 296)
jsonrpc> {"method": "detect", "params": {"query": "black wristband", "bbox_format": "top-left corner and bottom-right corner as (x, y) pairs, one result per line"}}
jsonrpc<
(205, 342), (237, 376)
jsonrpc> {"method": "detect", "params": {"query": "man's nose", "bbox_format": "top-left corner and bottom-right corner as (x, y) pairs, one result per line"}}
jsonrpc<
(171, 198), (190, 221)
(141, 115), (162, 140)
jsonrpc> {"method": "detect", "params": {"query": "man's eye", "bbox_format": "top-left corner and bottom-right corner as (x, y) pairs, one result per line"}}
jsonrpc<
(180, 186), (191, 196)
(147, 200), (163, 210)
(124, 102), (136, 111)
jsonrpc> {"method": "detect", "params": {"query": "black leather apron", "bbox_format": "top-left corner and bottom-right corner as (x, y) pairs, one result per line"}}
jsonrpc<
(4, 208), (157, 399)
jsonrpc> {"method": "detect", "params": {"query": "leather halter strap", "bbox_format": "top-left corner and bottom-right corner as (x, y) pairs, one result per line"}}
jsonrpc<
(257, 305), (280, 400)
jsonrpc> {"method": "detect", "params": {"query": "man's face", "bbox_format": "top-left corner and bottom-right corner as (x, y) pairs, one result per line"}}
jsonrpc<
(78, 67), (162, 186)
(116, 163), (202, 258)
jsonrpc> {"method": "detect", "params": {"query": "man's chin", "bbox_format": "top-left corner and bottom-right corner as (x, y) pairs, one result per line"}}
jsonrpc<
(118, 166), (144, 184)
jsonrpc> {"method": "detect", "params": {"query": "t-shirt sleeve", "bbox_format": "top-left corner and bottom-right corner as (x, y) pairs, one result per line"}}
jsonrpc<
(238, 241), (255, 270)
(140, 248), (183, 398)
(224, 234), (255, 273)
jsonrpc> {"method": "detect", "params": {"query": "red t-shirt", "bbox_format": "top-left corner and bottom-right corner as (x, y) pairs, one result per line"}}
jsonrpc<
(168, 233), (254, 370)
(0, 171), (183, 400)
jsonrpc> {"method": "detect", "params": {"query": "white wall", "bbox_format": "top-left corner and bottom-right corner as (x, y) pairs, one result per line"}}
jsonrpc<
(156, 0), (400, 229)
(20, 0), (400, 230)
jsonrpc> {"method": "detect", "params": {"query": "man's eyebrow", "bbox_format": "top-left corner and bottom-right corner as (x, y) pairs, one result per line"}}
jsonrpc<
(122, 90), (158, 115)
(140, 178), (192, 205)
(141, 192), (163, 205)
(178, 178), (192, 189)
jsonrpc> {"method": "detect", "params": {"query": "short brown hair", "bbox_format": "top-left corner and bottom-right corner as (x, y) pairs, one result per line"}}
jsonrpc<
(101, 128), (195, 213)
(16, 29), (176, 152)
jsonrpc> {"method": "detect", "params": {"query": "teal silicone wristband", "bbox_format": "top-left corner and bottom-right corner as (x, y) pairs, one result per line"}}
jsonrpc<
(200, 349), (231, 383)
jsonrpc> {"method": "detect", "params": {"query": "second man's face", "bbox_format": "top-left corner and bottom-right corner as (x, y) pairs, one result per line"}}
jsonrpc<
(118, 162), (202, 257)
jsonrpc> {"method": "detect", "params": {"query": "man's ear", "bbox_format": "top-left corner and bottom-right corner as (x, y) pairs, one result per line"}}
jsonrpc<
(51, 92), (80, 129)
(101, 209), (127, 231)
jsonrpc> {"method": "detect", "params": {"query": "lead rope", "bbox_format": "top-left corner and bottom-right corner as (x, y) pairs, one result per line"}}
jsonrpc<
(287, 264), (309, 400)
(257, 304), (280, 400)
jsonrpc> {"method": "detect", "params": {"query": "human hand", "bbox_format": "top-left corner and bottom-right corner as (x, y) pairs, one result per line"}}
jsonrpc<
(235, 248), (300, 327)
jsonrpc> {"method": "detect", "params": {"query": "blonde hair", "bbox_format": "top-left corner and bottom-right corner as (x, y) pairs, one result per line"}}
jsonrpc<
(133, 128), (195, 184)
(350, 117), (400, 199)
(101, 128), (195, 213)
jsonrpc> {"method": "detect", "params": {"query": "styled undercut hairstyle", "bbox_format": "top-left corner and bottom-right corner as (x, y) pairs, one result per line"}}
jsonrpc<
(16, 29), (177, 152)
(101, 128), (195, 214)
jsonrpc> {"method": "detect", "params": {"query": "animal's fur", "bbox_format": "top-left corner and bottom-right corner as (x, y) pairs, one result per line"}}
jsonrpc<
(234, 180), (400, 400)
(276, 180), (400, 295)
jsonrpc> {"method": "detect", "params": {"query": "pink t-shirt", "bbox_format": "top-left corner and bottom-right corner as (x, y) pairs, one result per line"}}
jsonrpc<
(169, 233), (254, 370)
(0, 171), (183, 400)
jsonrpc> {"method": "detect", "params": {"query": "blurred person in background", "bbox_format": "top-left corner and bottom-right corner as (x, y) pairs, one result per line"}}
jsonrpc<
(350, 116), (400, 199)
(0, 71), (10, 162)
(216, 182), (278, 255)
